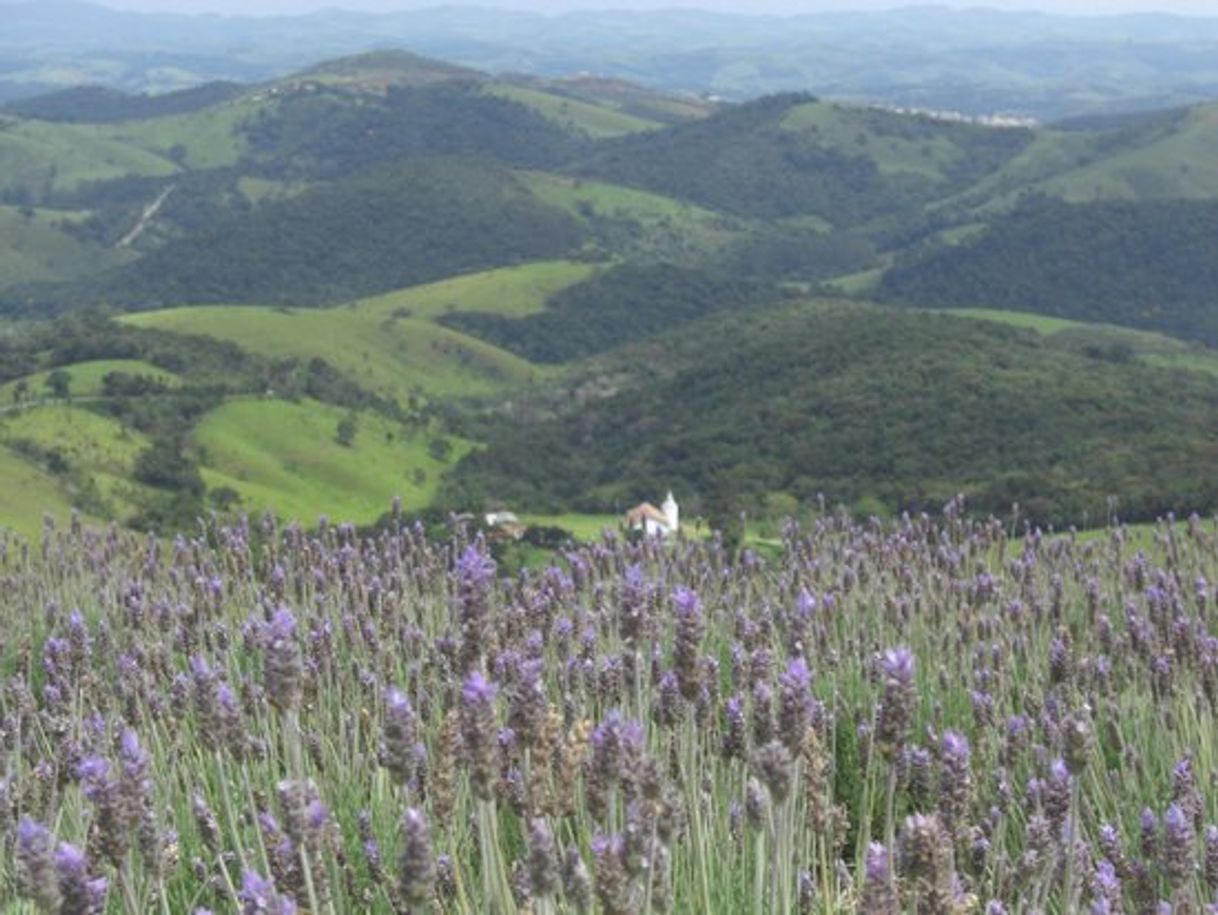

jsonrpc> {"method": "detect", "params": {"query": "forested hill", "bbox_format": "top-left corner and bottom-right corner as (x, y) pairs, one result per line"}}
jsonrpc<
(571, 93), (1034, 225)
(445, 303), (1218, 527)
(43, 161), (586, 310)
(878, 196), (1218, 345)
(240, 82), (586, 178)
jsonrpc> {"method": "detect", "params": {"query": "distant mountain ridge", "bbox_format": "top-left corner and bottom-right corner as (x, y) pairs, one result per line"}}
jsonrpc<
(4, 2), (1218, 118)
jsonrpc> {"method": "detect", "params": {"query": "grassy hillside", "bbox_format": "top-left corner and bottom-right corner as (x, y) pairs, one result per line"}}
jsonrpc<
(195, 398), (470, 524)
(0, 445), (82, 541)
(121, 261), (597, 400)
(0, 204), (134, 287)
(446, 301), (1218, 526)
(292, 49), (484, 89)
(240, 82), (584, 179)
(1036, 103), (1218, 202)
(519, 171), (745, 262)
(95, 100), (254, 171)
(2, 82), (247, 123)
(484, 84), (660, 138)
(541, 75), (712, 125)
(0, 403), (155, 521)
(0, 116), (178, 200)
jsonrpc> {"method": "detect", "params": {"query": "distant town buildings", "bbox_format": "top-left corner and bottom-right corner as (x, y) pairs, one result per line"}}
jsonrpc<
(872, 103), (1038, 129)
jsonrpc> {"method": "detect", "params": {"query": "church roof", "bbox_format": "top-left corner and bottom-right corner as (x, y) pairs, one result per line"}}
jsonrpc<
(625, 502), (671, 528)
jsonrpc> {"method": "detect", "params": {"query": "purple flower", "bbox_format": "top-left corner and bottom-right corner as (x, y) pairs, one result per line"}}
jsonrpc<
(672, 586), (705, 702)
(938, 730), (972, 838)
(778, 657), (813, 751)
(1164, 803), (1195, 887)
(455, 543), (497, 671)
(876, 647), (915, 758)
(382, 687), (417, 786)
(860, 842), (897, 914)
(265, 607), (303, 713)
(55, 842), (107, 914)
(397, 808), (435, 908)
(240, 870), (297, 915)
(460, 672), (498, 801)
(17, 818), (61, 913)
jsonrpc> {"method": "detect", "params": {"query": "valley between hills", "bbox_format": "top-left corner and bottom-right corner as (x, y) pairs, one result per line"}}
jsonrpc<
(3, 49), (1218, 547)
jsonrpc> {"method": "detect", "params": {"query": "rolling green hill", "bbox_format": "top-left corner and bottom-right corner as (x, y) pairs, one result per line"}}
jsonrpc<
(1033, 103), (1218, 202)
(195, 398), (469, 524)
(0, 115), (178, 200)
(2, 82), (247, 124)
(0, 204), (134, 288)
(120, 261), (597, 400)
(484, 84), (661, 139)
(0, 403), (156, 521)
(929, 307), (1218, 378)
(0, 444), (83, 541)
(240, 81), (585, 179)
(439, 263), (778, 363)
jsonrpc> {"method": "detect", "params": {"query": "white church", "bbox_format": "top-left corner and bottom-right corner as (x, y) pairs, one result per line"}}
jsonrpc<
(624, 491), (680, 538)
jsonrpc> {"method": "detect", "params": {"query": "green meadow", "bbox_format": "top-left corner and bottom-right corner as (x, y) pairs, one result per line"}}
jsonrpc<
(96, 99), (255, 170)
(1039, 103), (1218, 201)
(0, 445), (81, 541)
(0, 404), (155, 520)
(0, 117), (177, 196)
(195, 398), (472, 524)
(781, 101), (969, 181)
(0, 204), (134, 288)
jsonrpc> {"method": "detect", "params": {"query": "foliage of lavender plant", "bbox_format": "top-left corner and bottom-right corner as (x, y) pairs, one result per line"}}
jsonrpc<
(3, 506), (1218, 912)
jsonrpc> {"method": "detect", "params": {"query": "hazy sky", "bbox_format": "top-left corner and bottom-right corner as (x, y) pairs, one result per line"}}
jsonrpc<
(91, 0), (1218, 17)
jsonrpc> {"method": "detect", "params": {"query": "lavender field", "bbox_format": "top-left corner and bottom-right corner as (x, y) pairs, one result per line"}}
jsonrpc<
(3, 503), (1218, 914)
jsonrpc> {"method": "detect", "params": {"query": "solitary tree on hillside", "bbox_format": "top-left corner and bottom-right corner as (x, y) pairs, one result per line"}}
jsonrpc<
(335, 412), (358, 448)
(45, 370), (72, 403)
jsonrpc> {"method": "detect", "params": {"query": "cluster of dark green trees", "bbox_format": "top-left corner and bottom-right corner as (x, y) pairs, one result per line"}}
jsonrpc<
(880, 195), (1218, 344)
(32, 160), (585, 310)
(439, 264), (779, 363)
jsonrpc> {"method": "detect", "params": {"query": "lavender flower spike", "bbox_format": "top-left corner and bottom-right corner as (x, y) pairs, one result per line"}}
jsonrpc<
(17, 818), (62, 914)
(398, 807), (436, 909)
(876, 647), (915, 759)
(460, 671), (499, 801)
(859, 842), (898, 915)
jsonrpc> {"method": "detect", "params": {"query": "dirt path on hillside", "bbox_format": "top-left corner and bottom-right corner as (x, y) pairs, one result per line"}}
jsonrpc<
(117, 184), (176, 249)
